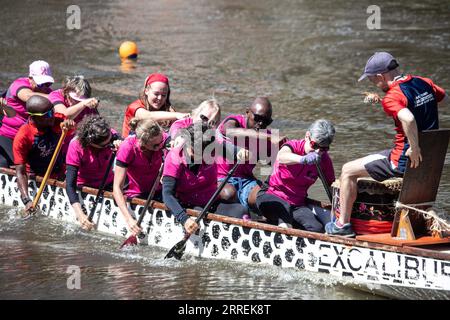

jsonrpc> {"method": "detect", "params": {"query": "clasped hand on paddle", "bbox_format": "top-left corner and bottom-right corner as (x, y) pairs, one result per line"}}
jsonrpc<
(299, 152), (319, 165)
(110, 139), (122, 151)
(236, 149), (250, 162)
(83, 98), (100, 109)
(125, 215), (142, 236)
(77, 211), (95, 230)
(184, 217), (199, 235)
(22, 198), (35, 216)
(60, 119), (76, 132)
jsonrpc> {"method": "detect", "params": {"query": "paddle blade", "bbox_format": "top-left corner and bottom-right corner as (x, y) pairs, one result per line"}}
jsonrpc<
(120, 235), (138, 249)
(164, 239), (187, 260)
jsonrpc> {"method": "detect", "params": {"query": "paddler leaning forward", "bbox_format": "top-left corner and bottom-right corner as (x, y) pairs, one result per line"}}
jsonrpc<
(162, 123), (249, 235)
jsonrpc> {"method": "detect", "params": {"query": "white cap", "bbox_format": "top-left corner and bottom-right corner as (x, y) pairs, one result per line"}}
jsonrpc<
(29, 60), (54, 85)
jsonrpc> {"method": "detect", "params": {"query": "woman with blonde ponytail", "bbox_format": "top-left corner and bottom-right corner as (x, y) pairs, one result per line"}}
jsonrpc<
(169, 98), (221, 140)
(166, 99), (221, 149)
(113, 118), (169, 236)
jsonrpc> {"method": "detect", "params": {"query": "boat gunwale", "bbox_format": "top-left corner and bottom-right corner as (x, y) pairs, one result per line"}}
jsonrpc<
(1, 167), (449, 261)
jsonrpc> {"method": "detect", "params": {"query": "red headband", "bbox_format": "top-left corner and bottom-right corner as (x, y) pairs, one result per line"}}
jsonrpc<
(144, 73), (169, 87)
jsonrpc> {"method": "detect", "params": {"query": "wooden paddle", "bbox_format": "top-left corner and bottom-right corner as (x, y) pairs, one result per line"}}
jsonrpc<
(165, 161), (241, 260)
(87, 150), (116, 222)
(29, 126), (68, 212)
(120, 160), (165, 249)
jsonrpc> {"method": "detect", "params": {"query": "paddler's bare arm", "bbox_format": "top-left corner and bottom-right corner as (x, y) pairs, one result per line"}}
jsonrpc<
(222, 120), (286, 144)
(224, 127), (272, 140)
(398, 108), (422, 169)
(54, 98), (99, 119)
(134, 108), (189, 122)
(277, 145), (320, 165)
(66, 165), (94, 230)
(112, 165), (142, 236)
(15, 164), (32, 210)
(17, 88), (49, 102)
(277, 146), (299, 164)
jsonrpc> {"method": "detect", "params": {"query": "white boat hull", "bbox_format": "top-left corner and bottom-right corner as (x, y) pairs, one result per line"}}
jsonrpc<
(0, 171), (449, 298)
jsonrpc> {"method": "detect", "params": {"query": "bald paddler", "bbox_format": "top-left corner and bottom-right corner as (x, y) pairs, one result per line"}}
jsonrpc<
(14, 96), (74, 213)
(215, 97), (286, 216)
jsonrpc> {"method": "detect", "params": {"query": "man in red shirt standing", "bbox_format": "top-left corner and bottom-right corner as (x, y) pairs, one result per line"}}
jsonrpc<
(13, 95), (73, 212)
(326, 52), (448, 237)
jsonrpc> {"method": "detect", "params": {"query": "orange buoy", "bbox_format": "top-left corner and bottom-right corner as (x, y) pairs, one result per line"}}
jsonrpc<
(119, 41), (138, 60)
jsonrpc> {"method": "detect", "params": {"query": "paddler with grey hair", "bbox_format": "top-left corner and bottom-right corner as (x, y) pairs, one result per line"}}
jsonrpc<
(256, 119), (336, 232)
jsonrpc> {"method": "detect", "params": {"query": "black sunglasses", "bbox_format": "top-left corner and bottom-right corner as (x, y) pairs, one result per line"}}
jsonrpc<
(151, 137), (165, 150)
(96, 140), (113, 149)
(310, 140), (329, 151)
(92, 135), (113, 148)
(36, 82), (52, 89)
(251, 111), (273, 126)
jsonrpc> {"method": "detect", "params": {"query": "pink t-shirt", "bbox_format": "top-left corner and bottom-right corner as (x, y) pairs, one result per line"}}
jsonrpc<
(215, 114), (271, 179)
(116, 133), (168, 198)
(65, 132), (115, 188)
(48, 89), (98, 124)
(267, 139), (335, 206)
(0, 77), (52, 139)
(163, 145), (217, 206)
(169, 117), (193, 138)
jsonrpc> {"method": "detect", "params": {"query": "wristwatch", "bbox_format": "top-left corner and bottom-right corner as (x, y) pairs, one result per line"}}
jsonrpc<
(21, 195), (31, 205)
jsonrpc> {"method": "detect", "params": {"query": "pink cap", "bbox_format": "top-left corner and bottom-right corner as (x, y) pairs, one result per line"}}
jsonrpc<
(29, 60), (55, 85)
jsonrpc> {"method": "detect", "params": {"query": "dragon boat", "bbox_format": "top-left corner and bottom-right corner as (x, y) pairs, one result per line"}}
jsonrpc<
(0, 129), (449, 299)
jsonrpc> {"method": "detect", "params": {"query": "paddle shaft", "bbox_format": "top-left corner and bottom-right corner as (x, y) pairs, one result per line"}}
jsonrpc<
(165, 160), (241, 258)
(315, 156), (332, 203)
(88, 150), (116, 222)
(136, 160), (164, 227)
(194, 160), (240, 224)
(32, 128), (68, 209)
(119, 159), (165, 248)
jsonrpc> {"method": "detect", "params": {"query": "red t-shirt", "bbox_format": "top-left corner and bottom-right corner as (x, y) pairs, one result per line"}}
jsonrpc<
(122, 99), (176, 137)
(382, 75), (445, 169)
(122, 99), (145, 137)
